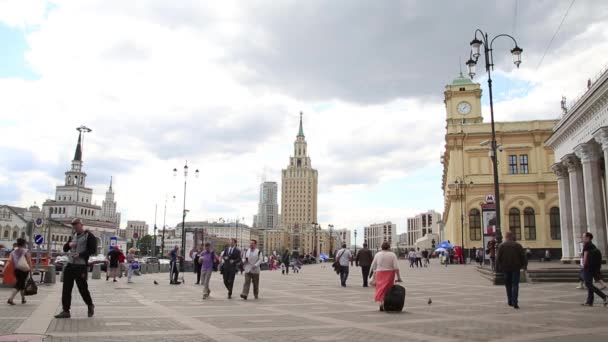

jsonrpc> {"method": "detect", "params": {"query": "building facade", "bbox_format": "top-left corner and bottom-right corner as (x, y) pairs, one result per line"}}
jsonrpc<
(335, 228), (351, 249)
(545, 67), (608, 262)
(255, 181), (279, 230)
(281, 113), (319, 252)
(364, 222), (397, 250)
(125, 220), (148, 240)
(42, 131), (121, 253)
(101, 177), (121, 228)
(406, 210), (441, 247)
(441, 73), (561, 257)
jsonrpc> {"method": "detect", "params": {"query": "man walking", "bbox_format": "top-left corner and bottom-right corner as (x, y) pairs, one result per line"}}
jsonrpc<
(222, 239), (241, 299)
(169, 245), (181, 285)
(199, 243), (216, 299)
(580, 232), (607, 307)
(488, 235), (497, 272)
(193, 245), (202, 285)
(54, 218), (96, 319)
(241, 240), (262, 300)
(415, 248), (423, 267)
(336, 243), (352, 287)
(496, 231), (527, 309)
(355, 243), (373, 287)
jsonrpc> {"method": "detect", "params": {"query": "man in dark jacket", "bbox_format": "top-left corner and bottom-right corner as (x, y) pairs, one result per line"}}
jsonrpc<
(496, 231), (527, 309)
(581, 232), (607, 307)
(221, 239), (241, 299)
(55, 218), (97, 319)
(355, 243), (374, 287)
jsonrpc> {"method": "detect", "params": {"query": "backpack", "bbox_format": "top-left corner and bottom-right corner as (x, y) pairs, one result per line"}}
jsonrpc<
(589, 247), (602, 271)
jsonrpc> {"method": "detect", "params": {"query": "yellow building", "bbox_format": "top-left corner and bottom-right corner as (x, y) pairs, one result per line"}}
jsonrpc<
(441, 73), (562, 257)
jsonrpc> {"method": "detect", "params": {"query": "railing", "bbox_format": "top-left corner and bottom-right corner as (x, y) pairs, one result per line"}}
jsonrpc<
(565, 63), (608, 115)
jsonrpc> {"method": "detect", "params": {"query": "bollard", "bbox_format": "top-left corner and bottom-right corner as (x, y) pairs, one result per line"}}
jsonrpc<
(92, 264), (101, 279)
(140, 263), (147, 274)
(154, 264), (159, 273)
(162, 264), (169, 272)
(44, 265), (56, 284)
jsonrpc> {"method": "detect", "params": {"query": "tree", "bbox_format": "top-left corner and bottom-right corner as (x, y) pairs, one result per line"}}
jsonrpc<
(138, 235), (154, 256)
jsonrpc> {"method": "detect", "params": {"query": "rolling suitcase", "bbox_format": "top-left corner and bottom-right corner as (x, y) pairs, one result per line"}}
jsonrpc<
(383, 284), (405, 312)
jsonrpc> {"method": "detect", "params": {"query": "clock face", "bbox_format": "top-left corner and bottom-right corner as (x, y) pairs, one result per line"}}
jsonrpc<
(457, 102), (472, 115)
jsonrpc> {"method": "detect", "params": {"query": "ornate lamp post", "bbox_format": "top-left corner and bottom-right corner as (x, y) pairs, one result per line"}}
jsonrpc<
(173, 162), (199, 272)
(354, 230), (358, 254)
(465, 29), (523, 244)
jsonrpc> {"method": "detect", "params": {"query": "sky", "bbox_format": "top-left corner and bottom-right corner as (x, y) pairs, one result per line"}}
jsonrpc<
(1, 0), (607, 239)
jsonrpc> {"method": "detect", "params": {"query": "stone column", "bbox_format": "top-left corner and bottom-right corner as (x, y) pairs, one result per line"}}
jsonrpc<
(562, 154), (587, 257)
(575, 142), (608, 259)
(551, 163), (573, 262)
(595, 128), (608, 259)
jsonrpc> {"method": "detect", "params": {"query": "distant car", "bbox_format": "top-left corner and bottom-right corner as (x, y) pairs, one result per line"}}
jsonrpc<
(88, 254), (107, 272)
(54, 256), (69, 271)
(142, 257), (159, 265)
(158, 259), (170, 265)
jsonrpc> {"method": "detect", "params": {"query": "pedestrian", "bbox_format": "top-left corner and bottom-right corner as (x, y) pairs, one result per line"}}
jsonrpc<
(487, 236), (497, 272)
(169, 245), (181, 285)
(106, 246), (120, 282)
(544, 249), (552, 262)
(580, 232), (607, 307)
(126, 248), (136, 283)
(496, 231), (527, 309)
(281, 249), (290, 275)
(240, 239), (262, 300)
(221, 239), (241, 299)
(371, 241), (402, 311)
(193, 245), (202, 285)
(200, 242), (216, 299)
(422, 249), (430, 267)
(415, 248), (423, 267)
(356, 243), (374, 287)
(476, 248), (484, 266)
(55, 218), (96, 318)
(117, 247), (125, 278)
(408, 249), (415, 268)
(335, 243), (352, 287)
(6, 238), (31, 305)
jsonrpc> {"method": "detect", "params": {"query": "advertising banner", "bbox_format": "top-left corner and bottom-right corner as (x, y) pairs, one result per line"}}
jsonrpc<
(481, 203), (496, 261)
(185, 232), (194, 261)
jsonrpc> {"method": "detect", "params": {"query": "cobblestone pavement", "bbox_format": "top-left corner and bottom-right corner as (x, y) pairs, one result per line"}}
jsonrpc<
(1, 260), (608, 341)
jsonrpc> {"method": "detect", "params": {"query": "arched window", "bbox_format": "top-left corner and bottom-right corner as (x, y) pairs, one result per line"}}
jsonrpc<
(12, 231), (18, 240)
(523, 207), (536, 240)
(468, 209), (482, 241)
(509, 208), (521, 241)
(550, 207), (561, 240)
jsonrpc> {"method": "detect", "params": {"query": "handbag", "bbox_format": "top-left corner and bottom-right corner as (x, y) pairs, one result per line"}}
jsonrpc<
(15, 254), (31, 272)
(332, 250), (345, 274)
(24, 274), (38, 296)
(369, 271), (376, 286)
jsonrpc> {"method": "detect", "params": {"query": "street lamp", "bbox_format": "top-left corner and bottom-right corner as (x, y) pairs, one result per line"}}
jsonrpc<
(328, 224), (334, 257)
(465, 29), (523, 244)
(354, 230), (358, 254)
(454, 177), (474, 263)
(174, 161), (199, 272)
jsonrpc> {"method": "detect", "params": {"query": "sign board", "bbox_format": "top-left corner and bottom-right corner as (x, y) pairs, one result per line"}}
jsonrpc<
(34, 234), (44, 245)
(185, 232), (194, 261)
(34, 218), (44, 228)
(133, 232), (139, 240)
(485, 194), (495, 204)
(481, 204), (496, 261)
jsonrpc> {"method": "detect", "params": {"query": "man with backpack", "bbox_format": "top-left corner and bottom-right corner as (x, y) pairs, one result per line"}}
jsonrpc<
(240, 239), (262, 300)
(581, 232), (607, 307)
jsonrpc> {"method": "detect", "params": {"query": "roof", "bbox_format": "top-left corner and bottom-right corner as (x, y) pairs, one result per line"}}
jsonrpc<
(73, 132), (82, 161)
(451, 73), (474, 86)
(298, 112), (304, 137)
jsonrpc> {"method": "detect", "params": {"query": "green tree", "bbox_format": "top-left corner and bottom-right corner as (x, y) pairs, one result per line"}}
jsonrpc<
(138, 235), (153, 256)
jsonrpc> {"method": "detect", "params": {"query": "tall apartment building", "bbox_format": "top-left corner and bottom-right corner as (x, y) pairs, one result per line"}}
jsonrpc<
(364, 222), (397, 250)
(125, 220), (148, 240)
(255, 181), (279, 229)
(101, 177), (121, 228)
(336, 228), (351, 249)
(281, 113), (318, 252)
(406, 210), (441, 246)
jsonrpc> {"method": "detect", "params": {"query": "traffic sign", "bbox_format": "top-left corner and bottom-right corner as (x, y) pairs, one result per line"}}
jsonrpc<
(133, 232), (139, 240)
(34, 218), (44, 228)
(34, 234), (44, 245)
(485, 194), (495, 204)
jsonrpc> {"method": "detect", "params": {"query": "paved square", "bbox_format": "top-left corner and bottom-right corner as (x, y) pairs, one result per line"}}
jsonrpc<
(1, 260), (607, 341)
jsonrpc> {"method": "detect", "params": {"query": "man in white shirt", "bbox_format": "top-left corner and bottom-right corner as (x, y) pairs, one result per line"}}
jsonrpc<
(335, 243), (352, 287)
(240, 239), (262, 300)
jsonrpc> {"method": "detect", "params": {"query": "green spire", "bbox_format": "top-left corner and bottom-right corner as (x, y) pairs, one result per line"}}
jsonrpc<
(298, 111), (304, 137)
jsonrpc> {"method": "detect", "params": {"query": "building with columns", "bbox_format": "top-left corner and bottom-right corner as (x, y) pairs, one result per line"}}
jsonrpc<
(441, 73), (561, 257)
(281, 113), (319, 253)
(546, 67), (608, 263)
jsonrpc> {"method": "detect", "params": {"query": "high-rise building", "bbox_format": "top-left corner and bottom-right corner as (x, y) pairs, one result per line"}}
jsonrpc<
(364, 222), (397, 250)
(281, 113), (318, 252)
(255, 181), (279, 230)
(101, 177), (121, 228)
(125, 220), (148, 241)
(406, 210), (441, 246)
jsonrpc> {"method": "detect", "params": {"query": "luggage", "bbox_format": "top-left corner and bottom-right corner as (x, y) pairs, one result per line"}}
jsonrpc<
(24, 275), (38, 296)
(383, 284), (405, 312)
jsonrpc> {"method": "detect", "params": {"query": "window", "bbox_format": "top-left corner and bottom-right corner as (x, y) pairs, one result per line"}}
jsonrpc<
(469, 209), (482, 241)
(520, 155), (529, 174)
(508, 155), (518, 174)
(523, 207), (536, 240)
(12, 231), (17, 239)
(508, 208), (521, 240)
(422, 215), (427, 227)
(549, 207), (561, 240)
(3, 230), (8, 238)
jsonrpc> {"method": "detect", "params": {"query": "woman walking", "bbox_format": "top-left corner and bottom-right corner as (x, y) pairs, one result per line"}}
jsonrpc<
(126, 248), (136, 283)
(371, 241), (402, 311)
(7, 238), (32, 305)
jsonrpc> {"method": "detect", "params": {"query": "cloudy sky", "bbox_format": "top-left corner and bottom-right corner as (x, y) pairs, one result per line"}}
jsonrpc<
(1, 0), (607, 238)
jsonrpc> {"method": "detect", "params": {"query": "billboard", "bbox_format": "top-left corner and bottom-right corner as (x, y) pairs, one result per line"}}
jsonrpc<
(481, 203), (496, 261)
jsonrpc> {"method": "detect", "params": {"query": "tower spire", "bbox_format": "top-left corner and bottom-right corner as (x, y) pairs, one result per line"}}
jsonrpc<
(297, 111), (305, 137)
(109, 176), (113, 191)
(73, 132), (82, 161)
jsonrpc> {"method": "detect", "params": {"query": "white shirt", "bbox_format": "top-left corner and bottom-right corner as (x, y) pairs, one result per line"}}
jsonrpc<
(336, 248), (352, 267)
(371, 251), (400, 272)
(243, 248), (262, 274)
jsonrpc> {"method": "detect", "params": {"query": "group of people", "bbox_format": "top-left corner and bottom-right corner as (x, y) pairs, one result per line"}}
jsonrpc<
(407, 248), (429, 268)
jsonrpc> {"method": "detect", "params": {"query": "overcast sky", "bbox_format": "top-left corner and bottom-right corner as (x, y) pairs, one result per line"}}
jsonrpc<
(1, 0), (607, 238)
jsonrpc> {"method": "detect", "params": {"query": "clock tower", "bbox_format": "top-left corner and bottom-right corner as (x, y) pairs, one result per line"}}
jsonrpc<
(444, 72), (483, 125)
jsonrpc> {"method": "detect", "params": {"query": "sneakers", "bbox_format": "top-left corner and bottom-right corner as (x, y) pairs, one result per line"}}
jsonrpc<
(88, 305), (95, 318)
(7, 299), (15, 306)
(54, 311), (71, 319)
(240, 294), (248, 300)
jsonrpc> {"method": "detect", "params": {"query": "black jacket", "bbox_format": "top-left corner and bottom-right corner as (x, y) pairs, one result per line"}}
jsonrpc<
(222, 247), (241, 272)
(356, 248), (374, 267)
(63, 230), (98, 264)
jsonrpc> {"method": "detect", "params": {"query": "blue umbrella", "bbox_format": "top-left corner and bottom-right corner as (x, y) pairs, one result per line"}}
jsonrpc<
(319, 253), (329, 260)
(437, 241), (453, 249)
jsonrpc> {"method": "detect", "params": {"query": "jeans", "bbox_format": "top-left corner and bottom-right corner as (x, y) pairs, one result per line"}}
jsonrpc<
(503, 271), (520, 306)
(62, 264), (93, 312)
(339, 266), (349, 286)
(201, 269), (212, 296)
(170, 260), (179, 283)
(127, 264), (134, 282)
(583, 269), (606, 305)
(242, 272), (260, 297)
(361, 265), (371, 287)
(195, 263), (202, 284)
